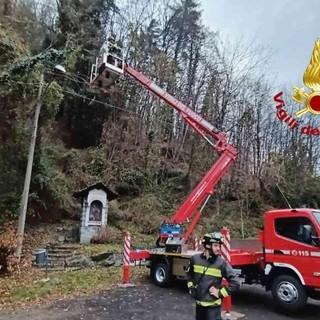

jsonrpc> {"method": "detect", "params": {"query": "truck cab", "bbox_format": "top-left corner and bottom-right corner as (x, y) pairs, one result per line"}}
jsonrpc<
(261, 208), (320, 310)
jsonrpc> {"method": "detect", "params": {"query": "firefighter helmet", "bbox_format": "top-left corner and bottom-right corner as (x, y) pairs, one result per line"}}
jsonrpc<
(202, 232), (224, 247)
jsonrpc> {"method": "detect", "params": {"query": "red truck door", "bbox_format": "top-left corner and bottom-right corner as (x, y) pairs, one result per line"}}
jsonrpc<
(266, 210), (320, 287)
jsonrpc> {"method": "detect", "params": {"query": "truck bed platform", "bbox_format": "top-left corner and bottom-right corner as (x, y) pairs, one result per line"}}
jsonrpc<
(130, 242), (263, 267)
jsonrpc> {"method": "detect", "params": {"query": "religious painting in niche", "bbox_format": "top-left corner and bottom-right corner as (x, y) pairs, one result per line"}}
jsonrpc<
(89, 200), (103, 224)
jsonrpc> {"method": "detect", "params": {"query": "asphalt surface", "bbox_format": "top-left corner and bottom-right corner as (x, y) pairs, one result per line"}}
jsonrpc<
(232, 285), (320, 320)
(1, 283), (320, 320)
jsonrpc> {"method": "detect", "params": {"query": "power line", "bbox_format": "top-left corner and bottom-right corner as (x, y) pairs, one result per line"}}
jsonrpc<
(59, 87), (140, 116)
(55, 87), (198, 132)
(6, 70), (232, 136)
(6, 80), (181, 129)
(11, 80), (139, 116)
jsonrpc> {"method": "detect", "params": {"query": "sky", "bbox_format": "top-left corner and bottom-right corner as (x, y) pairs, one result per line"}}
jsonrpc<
(201, 0), (320, 90)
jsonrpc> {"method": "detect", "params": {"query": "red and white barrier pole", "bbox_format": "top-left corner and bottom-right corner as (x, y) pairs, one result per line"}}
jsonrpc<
(122, 231), (131, 284)
(221, 227), (232, 318)
(194, 235), (199, 251)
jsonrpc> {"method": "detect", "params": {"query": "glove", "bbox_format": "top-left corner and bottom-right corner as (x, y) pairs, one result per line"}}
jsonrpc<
(189, 285), (198, 299)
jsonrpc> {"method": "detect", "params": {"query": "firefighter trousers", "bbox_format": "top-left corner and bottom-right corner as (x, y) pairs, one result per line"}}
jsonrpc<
(196, 304), (222, 320)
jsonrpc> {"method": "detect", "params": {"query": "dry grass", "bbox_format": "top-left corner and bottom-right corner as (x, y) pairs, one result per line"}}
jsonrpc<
(0, 265), (149, 310)
(0, 219), (153, 311)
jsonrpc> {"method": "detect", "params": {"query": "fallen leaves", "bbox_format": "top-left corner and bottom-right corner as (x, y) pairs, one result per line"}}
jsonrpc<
(0, 261), (149, 311)
(0, 220), (151, 312)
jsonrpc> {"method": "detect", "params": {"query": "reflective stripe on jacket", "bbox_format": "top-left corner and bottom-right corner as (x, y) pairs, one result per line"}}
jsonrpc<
(186, 253), (240, 306)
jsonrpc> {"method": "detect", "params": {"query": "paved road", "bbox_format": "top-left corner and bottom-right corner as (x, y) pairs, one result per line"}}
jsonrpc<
(1, 283), (319, 320)
(232, 285), (320, 320)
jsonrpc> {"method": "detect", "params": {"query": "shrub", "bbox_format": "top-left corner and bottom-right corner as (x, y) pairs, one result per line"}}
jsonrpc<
(0, 222), (19, 275)
(91, 226), (122, 244)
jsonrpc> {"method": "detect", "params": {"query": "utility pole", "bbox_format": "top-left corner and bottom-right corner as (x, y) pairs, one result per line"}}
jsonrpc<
(15, 73), (44, 259)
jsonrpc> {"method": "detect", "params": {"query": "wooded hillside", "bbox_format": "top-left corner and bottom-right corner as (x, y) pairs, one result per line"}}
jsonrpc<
(1, 0), (320, 240)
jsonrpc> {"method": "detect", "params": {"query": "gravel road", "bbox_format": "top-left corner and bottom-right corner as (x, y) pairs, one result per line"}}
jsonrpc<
(1, 282), (319, 320)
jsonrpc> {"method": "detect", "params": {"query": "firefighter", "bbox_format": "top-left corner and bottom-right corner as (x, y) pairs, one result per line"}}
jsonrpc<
(107, 34), (122, 66)
(186, 232), (240, 320)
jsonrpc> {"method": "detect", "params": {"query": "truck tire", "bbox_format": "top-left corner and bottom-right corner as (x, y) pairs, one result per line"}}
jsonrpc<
(271, 274), (307, 312)
(151, 262), (172, 287)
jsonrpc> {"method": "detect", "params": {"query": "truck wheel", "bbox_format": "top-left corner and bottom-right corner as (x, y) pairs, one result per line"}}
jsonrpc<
(271, 275), (307, 312)
(151, 262), (172, 287)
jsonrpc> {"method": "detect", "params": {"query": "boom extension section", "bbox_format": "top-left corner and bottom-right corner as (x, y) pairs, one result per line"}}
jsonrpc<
(90, 40), (237, 249)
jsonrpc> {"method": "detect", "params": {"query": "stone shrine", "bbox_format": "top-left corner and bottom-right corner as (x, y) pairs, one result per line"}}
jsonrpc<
(73, 182), (118, 244)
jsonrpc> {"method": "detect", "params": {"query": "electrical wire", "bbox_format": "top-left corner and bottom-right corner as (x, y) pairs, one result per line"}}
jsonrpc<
(6, 69), (239, 137)
(7, 80), (180, 128)
(59, 88), (139, 116)
(10, 80), (138, 116)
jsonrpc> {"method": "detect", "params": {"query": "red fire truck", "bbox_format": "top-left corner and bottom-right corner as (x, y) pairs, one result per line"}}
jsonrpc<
(90, 40), (320, 312)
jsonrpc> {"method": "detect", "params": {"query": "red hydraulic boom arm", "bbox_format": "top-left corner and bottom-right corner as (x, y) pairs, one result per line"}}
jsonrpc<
(90, 44), (237, 243)
(122, 65), (237, 241)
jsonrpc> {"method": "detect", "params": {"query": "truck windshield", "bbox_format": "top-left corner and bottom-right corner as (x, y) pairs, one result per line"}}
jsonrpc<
(313, 211), (320, 226)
